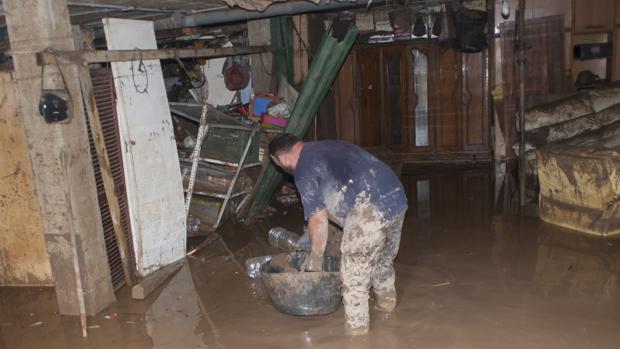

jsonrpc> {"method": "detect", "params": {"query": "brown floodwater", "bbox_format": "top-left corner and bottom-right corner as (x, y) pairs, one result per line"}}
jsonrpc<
(1, 164), (619, 348)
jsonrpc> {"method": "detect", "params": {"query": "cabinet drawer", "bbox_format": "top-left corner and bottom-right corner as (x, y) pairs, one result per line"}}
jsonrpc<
(574, 0), (615, 33)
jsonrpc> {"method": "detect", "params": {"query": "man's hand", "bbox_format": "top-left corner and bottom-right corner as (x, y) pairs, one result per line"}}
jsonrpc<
(302, 209), (328, 272)
(302, 252), (324, 272)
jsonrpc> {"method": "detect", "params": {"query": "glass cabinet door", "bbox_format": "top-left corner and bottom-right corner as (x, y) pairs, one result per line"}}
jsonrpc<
(411, 48), (430, 148)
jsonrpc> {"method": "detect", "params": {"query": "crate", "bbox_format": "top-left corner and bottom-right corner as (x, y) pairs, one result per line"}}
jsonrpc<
(537, 144), (620, 237)
(201, 126), (260, 164)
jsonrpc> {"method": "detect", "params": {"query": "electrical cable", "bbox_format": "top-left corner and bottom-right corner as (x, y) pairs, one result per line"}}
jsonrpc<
(130, 48), (149, 94)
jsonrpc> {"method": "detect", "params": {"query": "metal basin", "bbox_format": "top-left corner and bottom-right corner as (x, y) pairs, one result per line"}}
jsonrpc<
(260, 252), (341, 316)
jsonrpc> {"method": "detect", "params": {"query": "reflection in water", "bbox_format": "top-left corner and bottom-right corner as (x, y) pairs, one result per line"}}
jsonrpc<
(399, 164), (620, 314)
(1, 164), (619, 348)
(145, 264), (206, 348)
(534, 225), (620, 311)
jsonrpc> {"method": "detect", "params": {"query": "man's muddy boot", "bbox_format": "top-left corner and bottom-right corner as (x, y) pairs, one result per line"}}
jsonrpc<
(373, 287), (397, 312)
(345, 322), (369, 336)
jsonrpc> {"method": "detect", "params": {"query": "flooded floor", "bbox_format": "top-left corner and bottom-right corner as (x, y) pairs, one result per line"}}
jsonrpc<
(2, 164), (620, 348)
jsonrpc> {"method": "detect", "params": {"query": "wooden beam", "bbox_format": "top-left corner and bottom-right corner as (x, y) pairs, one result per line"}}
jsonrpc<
(37, 45), (272, 65)
(78, 65), (136, 286)
(247, 19), (273, 93)
(4, 0), (117, 316)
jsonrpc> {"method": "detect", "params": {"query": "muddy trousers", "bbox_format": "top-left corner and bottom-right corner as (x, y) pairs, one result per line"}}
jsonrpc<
(340, 206), (406, 330)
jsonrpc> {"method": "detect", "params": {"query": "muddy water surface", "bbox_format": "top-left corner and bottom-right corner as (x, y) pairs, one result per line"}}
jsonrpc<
(1, 165), (619, 348)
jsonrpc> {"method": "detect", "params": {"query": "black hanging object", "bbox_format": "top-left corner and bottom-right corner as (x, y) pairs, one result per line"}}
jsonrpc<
(413, 13), (427, 37)
(451, 6), (488, 53)
(39, 91), (70, 123)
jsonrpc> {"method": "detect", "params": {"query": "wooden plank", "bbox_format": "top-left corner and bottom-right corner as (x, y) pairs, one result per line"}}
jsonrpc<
(0, 72), (52, 286)
(79, 65), (135, 286)
(292, 14), (310, 85)
(104, 18), (186, 277)
(37, 45), (272, 65)
(131, 261), (184, 300)
(247, 19), (273, 93)
(60, 152), (88, 337)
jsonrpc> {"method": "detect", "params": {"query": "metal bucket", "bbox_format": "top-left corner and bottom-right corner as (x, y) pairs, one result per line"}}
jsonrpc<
(260, 252), (342, 316)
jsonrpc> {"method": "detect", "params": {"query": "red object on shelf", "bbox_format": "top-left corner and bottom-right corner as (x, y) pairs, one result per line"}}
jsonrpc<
(262, 115), (288, 128)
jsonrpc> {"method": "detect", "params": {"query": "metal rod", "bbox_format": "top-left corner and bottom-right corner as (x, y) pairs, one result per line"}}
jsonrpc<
(180, 157), (261, 168)
(214, 128), (257, 229)
(67, 1), (180, 13)
(188, 190), (248, 200)
(154, 0), (455, 30)
(209, 124), (256, 131)
(154, 0), (372, 31)
(70, 8), (116, 17)
(517, 0), (526, 207)
(184, 105), (209, 219)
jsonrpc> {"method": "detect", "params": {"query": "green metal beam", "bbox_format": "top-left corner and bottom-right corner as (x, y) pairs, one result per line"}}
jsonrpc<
(248, 24), (359, 218)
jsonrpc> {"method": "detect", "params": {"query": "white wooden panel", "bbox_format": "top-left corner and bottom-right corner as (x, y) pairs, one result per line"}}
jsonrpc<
(103, 18), (186, 277)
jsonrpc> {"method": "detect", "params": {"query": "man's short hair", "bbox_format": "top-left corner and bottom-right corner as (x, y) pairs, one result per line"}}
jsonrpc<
(268, 133), (301, 157)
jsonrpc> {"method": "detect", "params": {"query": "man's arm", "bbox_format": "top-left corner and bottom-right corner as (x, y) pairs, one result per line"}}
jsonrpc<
(308, 209), (328, 256)
(304, 209), (328, 271)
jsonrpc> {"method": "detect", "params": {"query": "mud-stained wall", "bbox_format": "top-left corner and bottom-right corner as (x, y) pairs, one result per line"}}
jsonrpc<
(0, 71), (53, 285)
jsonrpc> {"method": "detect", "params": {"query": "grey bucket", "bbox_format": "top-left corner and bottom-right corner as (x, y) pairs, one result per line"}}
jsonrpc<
(260, 252), (342, 316)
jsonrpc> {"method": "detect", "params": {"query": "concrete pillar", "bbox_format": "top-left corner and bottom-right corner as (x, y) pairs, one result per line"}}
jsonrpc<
(3, 0), (115, 315)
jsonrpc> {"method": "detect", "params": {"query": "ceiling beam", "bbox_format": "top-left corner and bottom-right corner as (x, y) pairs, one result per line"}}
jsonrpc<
(154, 0), (372, 30)
(36, 45), (271, 65)
(70, 8), (118, 17)
(66, 2), (180, 13)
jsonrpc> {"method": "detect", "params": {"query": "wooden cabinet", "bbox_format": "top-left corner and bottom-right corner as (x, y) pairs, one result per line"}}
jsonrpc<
(574, 0), (615, 33)
(356, 47), (383, 147)
(334, 41), (490, 162)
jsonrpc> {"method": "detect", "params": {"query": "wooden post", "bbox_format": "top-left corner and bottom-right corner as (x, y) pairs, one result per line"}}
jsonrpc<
(4, 0), (116, 315)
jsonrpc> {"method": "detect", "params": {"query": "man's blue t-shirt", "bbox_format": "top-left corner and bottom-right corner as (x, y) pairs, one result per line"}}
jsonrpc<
(293, 140), (407, 225)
